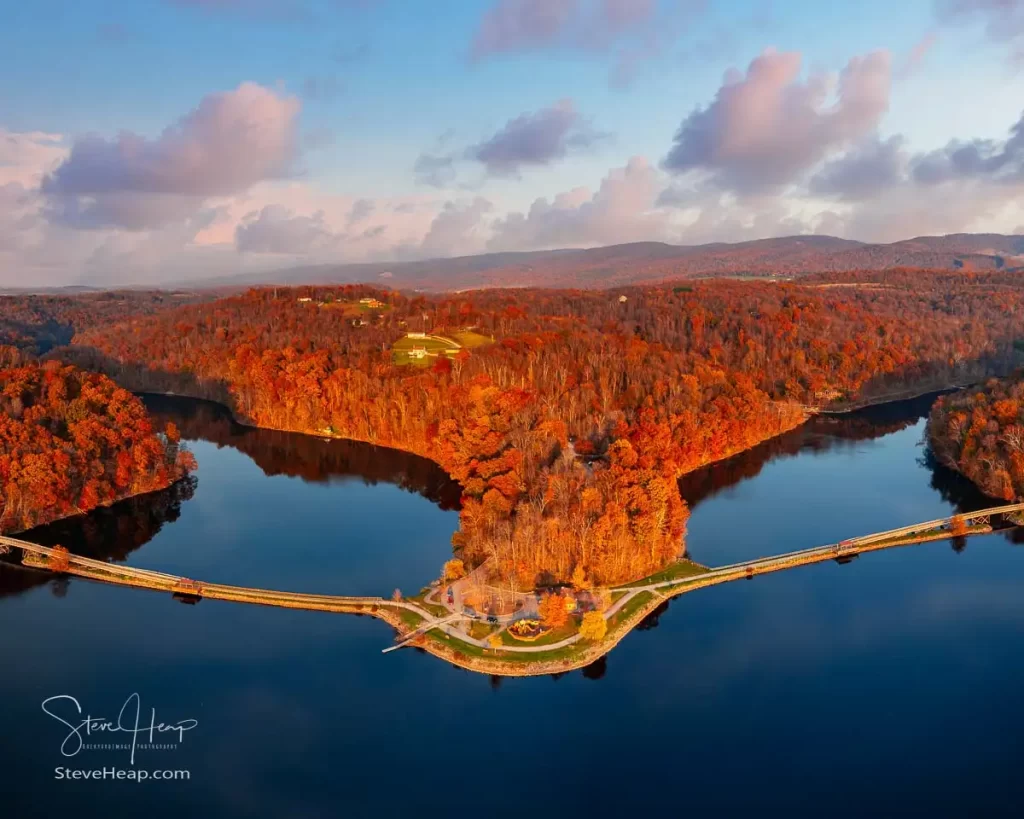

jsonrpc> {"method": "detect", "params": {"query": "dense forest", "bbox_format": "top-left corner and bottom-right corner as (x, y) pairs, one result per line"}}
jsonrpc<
(0, 291), (210, 355)
(928, 374), (1024, 501)
(0, 357), (196, 534)
(62, 268), (1024, 587)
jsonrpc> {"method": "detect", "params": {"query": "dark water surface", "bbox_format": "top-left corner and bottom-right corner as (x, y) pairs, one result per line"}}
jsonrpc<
(2, 393), (1023, 817)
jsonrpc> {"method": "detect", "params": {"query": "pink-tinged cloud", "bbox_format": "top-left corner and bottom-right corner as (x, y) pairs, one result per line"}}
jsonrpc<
(0, 130), (66, 187)
(900, 31), (938, 78)
(471, 0), (705, 90)
(470, 0), (698, 61)
(420, 198), (493, 257)
(236, 205), (341, 253)
(664, 49), (891, 192)
(229, 184), (490, 262)
(488, 156), (670, 250)
(42, 83), (301, 229)
(471, 0), (579, 58)
(469, 99), (606, 176)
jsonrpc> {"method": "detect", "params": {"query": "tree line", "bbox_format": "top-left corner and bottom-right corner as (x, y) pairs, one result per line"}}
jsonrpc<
(58, 271), (1024, 587)
(928, 373), (1024, 501)
(0, 355), (196, 534)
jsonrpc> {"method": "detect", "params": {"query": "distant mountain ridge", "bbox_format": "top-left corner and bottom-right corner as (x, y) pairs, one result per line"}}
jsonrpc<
(194, 233), (1024, 292)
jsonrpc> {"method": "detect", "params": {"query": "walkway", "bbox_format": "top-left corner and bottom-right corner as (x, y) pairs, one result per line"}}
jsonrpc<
(1, 502), (1020, 660)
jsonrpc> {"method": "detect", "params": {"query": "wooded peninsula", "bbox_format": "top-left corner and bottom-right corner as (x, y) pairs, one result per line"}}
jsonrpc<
(1, 267), (1013, 592)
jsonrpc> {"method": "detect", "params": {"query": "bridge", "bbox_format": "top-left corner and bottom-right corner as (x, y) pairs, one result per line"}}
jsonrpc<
(0, 535), (431, 618)
(612, 503), (1024, 596)
(1, 501), (1022, 668)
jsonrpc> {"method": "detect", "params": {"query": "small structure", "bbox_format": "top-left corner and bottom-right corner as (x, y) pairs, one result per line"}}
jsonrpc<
(172, 578), (203, 603)
(618, 295), (628, 303)
(297, 297), (313, 303)
(359, 297), (384, 308)
(409, 347), (428, 360)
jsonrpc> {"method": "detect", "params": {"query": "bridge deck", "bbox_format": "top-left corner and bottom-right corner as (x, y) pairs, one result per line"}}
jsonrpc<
(3, 501), (1022, 619)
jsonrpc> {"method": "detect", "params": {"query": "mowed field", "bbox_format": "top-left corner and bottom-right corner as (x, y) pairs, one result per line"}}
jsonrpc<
(391, 330), (493, 367)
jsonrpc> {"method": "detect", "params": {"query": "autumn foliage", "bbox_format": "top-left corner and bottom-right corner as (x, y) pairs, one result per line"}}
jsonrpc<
(579, 611), (608, 642)
(65, 272), (1024, 586)
(0, 359), (196, 533)
(928, 374), (1024, 501)
(48, 545), (70, 572)
(538, 592), (569, 629)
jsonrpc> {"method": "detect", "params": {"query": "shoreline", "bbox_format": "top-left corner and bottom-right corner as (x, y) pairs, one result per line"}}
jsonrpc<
(7, 514), (1007, 678)
(1, 474), (193, 540)
(134, 377), (968, 496)
(811, 378), (985, 415)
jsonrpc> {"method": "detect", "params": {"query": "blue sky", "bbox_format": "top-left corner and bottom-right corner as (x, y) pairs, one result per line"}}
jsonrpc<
(1, 0), (1022, 285)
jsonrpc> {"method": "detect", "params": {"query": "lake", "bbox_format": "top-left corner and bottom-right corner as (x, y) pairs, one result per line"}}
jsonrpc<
(2, 392), (1023, 817)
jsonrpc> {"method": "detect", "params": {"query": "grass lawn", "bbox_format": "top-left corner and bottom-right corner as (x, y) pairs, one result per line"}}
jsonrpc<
(607, 591), (654, 631)
(406, 591), (449, 619)
(422, 601), (450, 618)
(391, 334), (458, 367)
(619, 559), (709, 588)
(396, 609), (426, 630)
(392, 350), (432, 368)
(392, 330), (493, 367)
(468, 621), (499, 641)
(392, 335), (454, 353)
(450, 330), (493, 348)
(425, 629), (586, 665)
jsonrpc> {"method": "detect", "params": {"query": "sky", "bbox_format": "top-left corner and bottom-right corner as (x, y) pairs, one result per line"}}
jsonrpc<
(1, 0), (1024, 287)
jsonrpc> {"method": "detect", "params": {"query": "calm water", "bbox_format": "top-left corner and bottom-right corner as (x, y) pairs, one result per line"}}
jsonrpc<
(2, 393), (1023, 817)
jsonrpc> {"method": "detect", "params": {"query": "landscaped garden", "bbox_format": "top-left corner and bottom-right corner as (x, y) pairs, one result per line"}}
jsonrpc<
(506, 619), (549, 641)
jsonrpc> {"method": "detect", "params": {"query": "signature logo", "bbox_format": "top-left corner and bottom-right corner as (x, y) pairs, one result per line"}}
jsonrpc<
(41, 693), (198, 765)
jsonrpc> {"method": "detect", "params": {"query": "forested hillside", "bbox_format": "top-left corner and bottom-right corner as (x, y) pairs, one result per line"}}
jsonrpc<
(66, 269), (1024, 586)
(205, 234), (1024, 292)
(928, 375), (1024, 501)
(0, 358), (196, 534)
(0, 291), (210, 355)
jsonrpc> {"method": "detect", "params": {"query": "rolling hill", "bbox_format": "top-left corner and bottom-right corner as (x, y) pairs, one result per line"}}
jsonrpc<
(193, 233), (1024, 292)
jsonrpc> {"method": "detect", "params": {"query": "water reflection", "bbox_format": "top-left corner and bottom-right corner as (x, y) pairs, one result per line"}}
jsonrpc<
(681, 390), (998, 517)
(4, 395), (1024, 817)
(1, 394), (462, 601)
(141, 393), (462, 510)
(678, 391), (1024, 566)
(0, 478), (196, 598)
(678, 393), (938, 509)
